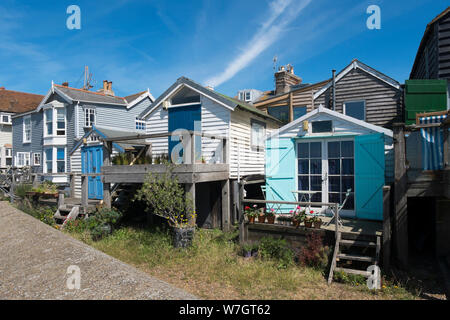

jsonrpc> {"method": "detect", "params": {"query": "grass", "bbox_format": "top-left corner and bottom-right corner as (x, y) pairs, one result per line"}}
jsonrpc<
(68, 224), (419, 300)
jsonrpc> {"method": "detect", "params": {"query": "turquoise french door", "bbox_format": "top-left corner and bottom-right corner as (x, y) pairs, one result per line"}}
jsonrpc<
(168, 104), (201, 163)
(81, 145), (103, 200)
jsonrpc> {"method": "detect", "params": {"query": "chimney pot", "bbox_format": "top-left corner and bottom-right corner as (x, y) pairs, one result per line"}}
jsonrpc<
(62, 82), (69, 87)
(274, 64), (302, 95)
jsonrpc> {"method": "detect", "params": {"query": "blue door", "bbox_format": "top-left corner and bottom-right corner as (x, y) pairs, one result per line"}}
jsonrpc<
(168, 105), (201, 163)
(81, 145), (103, 200)
(354, 133), (385, 221)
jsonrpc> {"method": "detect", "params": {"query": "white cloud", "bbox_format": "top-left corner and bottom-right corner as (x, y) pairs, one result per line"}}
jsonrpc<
(204, 0), (311, 87)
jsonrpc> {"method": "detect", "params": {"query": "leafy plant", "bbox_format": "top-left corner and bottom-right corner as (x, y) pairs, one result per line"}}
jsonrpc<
(258, 237), (294, 269)
(298, 233), (330, 270)
(32, 180), (58, 194)
(240, 242), (259, 257)
(244, 205), (259, 218)
(134, 163), (195, 228)
(84, 207), (123, 240)
(14, 183), (33, 198)
(291, 206), (306, 222)
(265, 208), (276, 217)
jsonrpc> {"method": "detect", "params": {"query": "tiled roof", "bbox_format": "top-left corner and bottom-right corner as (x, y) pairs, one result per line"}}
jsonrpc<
(54, 85), (127, 105)
(0, 88), (44, 113)
(124, 91), (147, 103)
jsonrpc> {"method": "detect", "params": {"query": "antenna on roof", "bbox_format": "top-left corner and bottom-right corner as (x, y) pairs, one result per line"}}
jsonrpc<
(82, 66), (94, 91)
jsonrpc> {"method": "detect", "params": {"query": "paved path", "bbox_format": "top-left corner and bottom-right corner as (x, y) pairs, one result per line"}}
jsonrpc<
(0, 202), (197, 300)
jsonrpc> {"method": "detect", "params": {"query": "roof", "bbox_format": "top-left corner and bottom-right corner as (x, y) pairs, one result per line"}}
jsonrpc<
(139, 77), (282, 123)
(410, 6), (450, 79)
(69, 125), (143, 155)
(254, 80), (329, 106)
(38, 84), (154, 110)
(269, 104), (393, 139)
(313, 59), (401, 100)
(0, 88), (44, 113)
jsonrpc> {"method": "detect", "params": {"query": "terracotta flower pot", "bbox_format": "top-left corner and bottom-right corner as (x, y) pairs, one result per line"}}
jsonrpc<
(313, 220), (322, 229)
(258, 215), (266, 223)
(304, 220), (313, 228)
(267, 216), (275, 224)
(293, 220), (301, 229)
(248, 216), (255, 224)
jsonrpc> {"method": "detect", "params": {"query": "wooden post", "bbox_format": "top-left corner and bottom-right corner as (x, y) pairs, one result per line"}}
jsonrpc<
(191, 132), (196, 164)
(81, 175), (88, 210)
(238, 181), (246, 244)
(58, 192), (65, 208)
(185, 183), (196, 224)
(10, 171), (15, 204)
(102, 142), (112, 208)
(443, 124), (449, 168)
(69, 174), (75, 198)
(32, 174), (39, 188)
(393, 123), (408, 269)
(383, 185), (391, 271)
(289, 92), (294, 122)
(221, 179), (230, 232)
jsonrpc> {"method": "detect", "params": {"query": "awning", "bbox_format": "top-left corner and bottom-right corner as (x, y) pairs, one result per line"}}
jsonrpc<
(419, 114), (448, 170)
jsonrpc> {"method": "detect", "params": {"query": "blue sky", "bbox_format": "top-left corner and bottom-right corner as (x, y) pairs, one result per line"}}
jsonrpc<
(0, 0), (447, 98)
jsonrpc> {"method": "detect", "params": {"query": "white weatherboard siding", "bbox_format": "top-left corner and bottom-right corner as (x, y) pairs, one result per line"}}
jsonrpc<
(0, 126), (12, 146)
(145, 105), (169, 156)
(70, 148), (82, 198)
(229, 109), (277, 179)
(274, 111), (394, 183)
(200, 96), (230, 163)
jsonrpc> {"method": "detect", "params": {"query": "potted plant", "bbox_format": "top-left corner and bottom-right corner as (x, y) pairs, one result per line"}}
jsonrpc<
(312, 216), (322, 229)
(265, 208), (276, 224)
(278, 214), (293, 226)
(244, 206), (258, 223)
(304, 217), (313, 228)
(134, 163), (197, 248)
(256, 206), (266, 223)
(292, 206), (306, 229)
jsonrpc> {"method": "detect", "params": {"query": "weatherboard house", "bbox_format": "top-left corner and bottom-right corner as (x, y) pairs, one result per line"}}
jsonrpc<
(12, 80), (155, 195)
(265, 105), (393, 221)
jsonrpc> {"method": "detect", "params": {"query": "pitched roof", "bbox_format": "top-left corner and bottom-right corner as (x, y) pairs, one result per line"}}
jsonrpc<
(269, 105), (393, 139)
(124, 91), (147, 103)
(0, 88), (44, 113)
(313, 59), (401, 100)
(410, 6), (450, 78)
(254, 80), (329, 106)
(139, 77), (282, 123)
(54, 84), (128, 105)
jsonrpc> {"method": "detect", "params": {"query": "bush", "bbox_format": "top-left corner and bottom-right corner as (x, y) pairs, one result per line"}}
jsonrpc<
(14, 184), (33, 198)
(84, 207), (123, 240)
(298, 233), (330, 270)
(258, 237), (294, 269)
(17, 200), (56, 226)
(240, 242), (259, 257)
(134, 163), (195, 228)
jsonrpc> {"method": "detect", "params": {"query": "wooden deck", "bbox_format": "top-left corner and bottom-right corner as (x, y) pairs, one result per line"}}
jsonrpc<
(102, 164), (229, 184)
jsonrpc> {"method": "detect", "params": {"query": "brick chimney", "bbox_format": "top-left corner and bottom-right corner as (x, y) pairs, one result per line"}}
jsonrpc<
(62, 82), (69, 87)
(98, 80), (115, 96)
(274, 64), (302, 95)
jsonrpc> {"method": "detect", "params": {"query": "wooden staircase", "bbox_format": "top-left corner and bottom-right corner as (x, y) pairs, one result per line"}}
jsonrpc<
(328, 231), (381, 284)
(53, 204), (81, 227)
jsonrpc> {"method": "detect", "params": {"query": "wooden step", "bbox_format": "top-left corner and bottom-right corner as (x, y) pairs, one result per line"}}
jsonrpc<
(340, 239), (377, 248)
(337, 253), (376, 263)
(53, 212), (67, 221)
(334, 267), (371, 277)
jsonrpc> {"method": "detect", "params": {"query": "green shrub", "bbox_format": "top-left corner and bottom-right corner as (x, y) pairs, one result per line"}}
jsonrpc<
(85, 207), (123, 240)
(17, 201), (56, 226)
(334, 271), (366, 286)
(258, 237), (294, 269)
(298, 233), (330, 270)
(14, 184), (33, 198)
(32, 180), (58, 193)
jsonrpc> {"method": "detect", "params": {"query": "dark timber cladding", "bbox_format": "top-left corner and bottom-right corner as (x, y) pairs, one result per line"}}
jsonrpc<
(314, 67), (403, 129)
(410, 7), (450, 80)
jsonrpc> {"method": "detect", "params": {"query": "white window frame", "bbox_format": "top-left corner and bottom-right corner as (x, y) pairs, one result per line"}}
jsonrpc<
(44, 147), (66, 173)
(84, 108), (96, 128)
(44, 106), (66, 137)
(33, 153), (41, 166)
(251, 119), (266, 149)
(0, 114), (11, 124)
(16, 152), (31, 167)
(135, 118), (146, 131)
(343, 100), (366, 121)
(23, 116), (31, 143)
(5, 148), (12, 158)
(245, 91), (251, 102)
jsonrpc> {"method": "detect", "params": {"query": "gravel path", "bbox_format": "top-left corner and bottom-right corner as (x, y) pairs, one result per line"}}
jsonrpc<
(0, 201), (197, 300)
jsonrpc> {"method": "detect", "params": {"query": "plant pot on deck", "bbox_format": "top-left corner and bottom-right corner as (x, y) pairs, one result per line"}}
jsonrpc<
(313, 220), (322, 229)
(247, 216), (255, 224)
(172, 226), (195, 248)
(257, 215), (266, 223)
(266, 216), (275, 224)
(304, 220), (313, 228)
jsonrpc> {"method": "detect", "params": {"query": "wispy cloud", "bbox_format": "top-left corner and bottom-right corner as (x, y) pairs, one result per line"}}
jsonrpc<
(204, 0), (312, 87)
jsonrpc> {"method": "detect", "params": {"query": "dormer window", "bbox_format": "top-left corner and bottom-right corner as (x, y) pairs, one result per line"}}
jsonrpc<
(44, 107), (66, 137)
(135, 118), (146, 131)
(0, 114), (11, 124)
